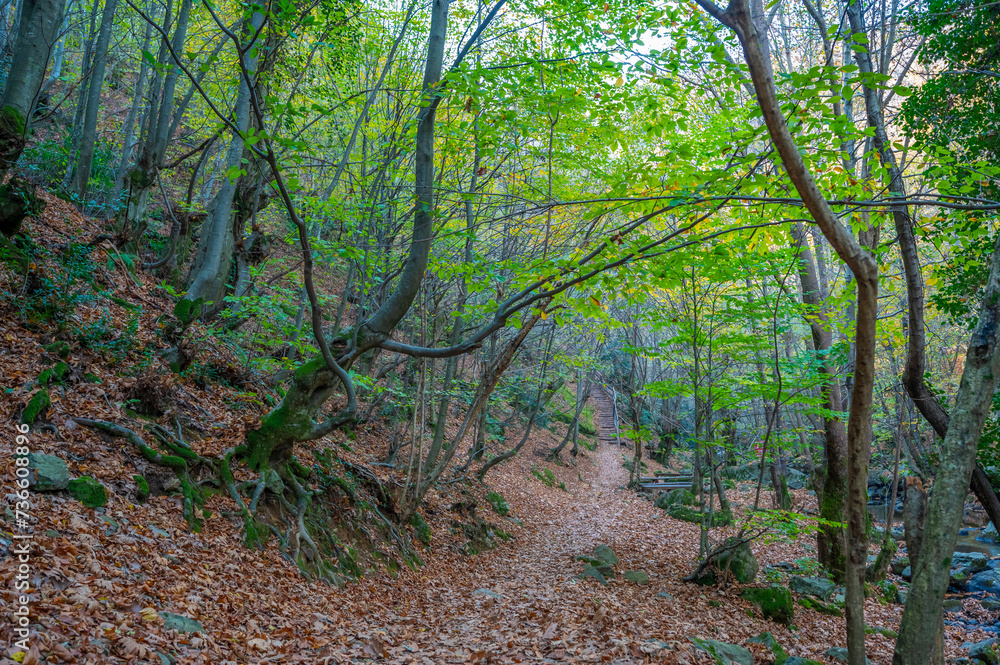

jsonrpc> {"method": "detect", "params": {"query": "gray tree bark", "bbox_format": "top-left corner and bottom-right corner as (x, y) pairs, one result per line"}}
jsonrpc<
(71, 0), (118, 201)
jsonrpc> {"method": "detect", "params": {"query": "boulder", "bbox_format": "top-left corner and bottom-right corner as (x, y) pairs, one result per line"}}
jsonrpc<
(68, 475), (107, 508)
(954, 552), (990, 574)
(983, 523), (999, 542)
(785, 659), (823, 665)
(786, 468), (808, 490)
(901, 566), (912, 580)
(693, 537), (758, 585)
(982, 598), (1000, 611)
(890, 557), (910, 575)
(26, 453), (69, 491)
(969, 638), (1000, 665)
(896, 586), (909, 605)
(691, 638), (753, 665)
(943, 598), (964, 612)
(825, 647), (871, 665)
(741, 584), (794, 625)
(798, 596), (842, 617)
(748, 632), (787, 663)
(788, 576), (835, 601)
(593, 544), (618, 566)
(160, 612), (205, 634)
(971, 570), (1000, 592)
(623, 570), (649, 584)
(655, 488), (697, 509)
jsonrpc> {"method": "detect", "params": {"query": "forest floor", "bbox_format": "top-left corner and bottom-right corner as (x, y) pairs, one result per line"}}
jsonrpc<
(0, 202), (993, 664)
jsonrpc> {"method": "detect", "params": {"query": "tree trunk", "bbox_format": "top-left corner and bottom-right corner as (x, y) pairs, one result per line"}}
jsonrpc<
(71, 0), (118, 201)
(0, 0), (67, 170)
(893, 234), (1000, 663)
(695, 0), (880, 660)
(124, 0), (191, 231)
(184, 10), (263, 308)
(791, 221), (848, 580)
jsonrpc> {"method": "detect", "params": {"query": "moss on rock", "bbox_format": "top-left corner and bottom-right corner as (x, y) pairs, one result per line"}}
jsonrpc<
(68, 476), (108, 508)
(21, 389), (50, 424)
(741, 584), (794, 625)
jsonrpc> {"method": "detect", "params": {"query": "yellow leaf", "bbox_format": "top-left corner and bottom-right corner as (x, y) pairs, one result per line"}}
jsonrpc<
(11, 652), (25, 663)
(140, 607), (159, 622)
(614, 77), (623, 86)
(540, 310), (548, 320)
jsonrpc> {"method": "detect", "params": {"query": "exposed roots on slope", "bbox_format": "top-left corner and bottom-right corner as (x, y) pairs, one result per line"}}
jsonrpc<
(74, 418), (419, 586)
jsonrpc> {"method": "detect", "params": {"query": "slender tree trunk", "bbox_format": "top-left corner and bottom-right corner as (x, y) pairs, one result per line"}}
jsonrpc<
(71, 0), (118, 201)
(792, 221), (848, 579)
(184, 11), (263, 308)
(695, 0), (880, 660)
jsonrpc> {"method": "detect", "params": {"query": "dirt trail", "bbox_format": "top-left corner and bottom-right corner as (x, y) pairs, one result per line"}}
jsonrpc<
(334, 392), (908, 664)
(334, 392), (763, 663)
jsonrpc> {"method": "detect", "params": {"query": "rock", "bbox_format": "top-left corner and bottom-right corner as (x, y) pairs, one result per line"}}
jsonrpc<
(26, 453), (69, 491)
(44, 529), (59, 538)
(579, 564), (608, 586)
(901, 566), (912, 580)
(741, 584), (794, 625)
(798, 596), (843, 617)
(691, 638), (754, 665)
(953, 658), (972, 665)
(955, 552), (990, 574)
(982, 598), (1000, 611)
(891, 527), (906, 541)
(969, 638), (1000, 665)
(786, 468), (807, 490)
(68, 475), (107, 508)
(890, 557), (910, 575)
(748, 632), (787, 663)
(788, 576), (835, 601)
(593, 544), (618, 566)
(785, 659), (824, 665)
(657, 591), (674, 599)
(655, 488), (697, 509)
(825, 647), (871, 665)
(984, 523), (999, 542)
(972, 570), (1000, 592)
(640, 639), (671, 654)
(694, 536), (759, 585)
(596, 564), (616, 579)
(473, 589), (502, 600)
(623, 570), (650, 584)
(896, 586), (909, 605)
(160, 611), (205, 634)
(944, 598), (964, 612)
(961, 529), (972, 536)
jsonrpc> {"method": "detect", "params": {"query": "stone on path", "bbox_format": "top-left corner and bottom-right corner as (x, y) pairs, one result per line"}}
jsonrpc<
(27, 453), (69, 491)
(160, 611), (205, 634)
(690, 638), (753, 665)
(473, 589), (502, 600)
(579, 564), (608, 586)
(623, 570), (649, 584)
(593, 544), (618, 566)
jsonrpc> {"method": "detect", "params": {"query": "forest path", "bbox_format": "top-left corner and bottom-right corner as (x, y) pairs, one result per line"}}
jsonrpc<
(339, 392), (787, 664)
